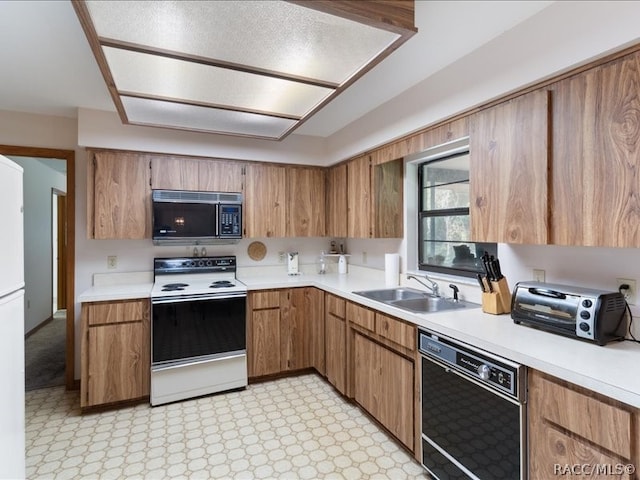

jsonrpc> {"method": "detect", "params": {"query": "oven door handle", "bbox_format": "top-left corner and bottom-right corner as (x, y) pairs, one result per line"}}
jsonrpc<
(152, 292), (247, 304)
(421, 354), (523, 405)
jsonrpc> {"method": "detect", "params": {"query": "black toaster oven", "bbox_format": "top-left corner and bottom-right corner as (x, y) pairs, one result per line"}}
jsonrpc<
(511, 281), (627, 345)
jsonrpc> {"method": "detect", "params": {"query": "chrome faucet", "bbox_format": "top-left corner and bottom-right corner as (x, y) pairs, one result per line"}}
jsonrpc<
(407, 273), (440, 297)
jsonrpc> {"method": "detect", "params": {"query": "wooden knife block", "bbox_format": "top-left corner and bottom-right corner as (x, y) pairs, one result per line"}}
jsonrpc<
(482, 278), (512, 314)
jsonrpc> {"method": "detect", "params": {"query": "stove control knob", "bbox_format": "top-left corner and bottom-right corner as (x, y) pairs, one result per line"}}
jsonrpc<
(477, 364), (491, 381)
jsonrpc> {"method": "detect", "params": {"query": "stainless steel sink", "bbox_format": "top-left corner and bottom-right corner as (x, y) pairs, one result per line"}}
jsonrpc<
(352, 287), (426, 302)
(388, 296), (469, 313)
(353, 287), (479, 314)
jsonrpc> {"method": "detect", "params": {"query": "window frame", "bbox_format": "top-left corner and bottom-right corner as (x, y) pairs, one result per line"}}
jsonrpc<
(417, 151), (497, 278)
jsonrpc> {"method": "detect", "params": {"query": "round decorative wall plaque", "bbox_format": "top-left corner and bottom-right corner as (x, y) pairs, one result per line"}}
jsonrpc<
(248, 241), (267, 261)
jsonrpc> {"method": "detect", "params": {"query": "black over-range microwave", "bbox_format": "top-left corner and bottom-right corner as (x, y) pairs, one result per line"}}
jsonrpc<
(152, 189), (242, 245)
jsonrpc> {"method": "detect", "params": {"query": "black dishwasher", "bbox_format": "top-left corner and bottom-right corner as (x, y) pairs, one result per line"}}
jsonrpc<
(418, 328), (527, 480)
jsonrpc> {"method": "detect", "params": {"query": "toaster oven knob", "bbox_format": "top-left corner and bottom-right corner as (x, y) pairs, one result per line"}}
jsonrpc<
(579, 322), (590, 332)
(580, 310), (591, 320)
(477, 364), (491, 381)
(582, 299), (593, 308)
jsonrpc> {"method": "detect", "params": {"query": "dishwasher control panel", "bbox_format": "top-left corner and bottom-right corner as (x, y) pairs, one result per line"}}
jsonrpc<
(418, 328), (523, 400)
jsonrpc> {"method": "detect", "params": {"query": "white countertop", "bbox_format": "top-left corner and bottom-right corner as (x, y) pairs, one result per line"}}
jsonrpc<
(79, 267), (640, 408)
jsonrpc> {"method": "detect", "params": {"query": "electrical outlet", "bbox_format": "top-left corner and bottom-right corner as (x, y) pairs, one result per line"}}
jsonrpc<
(616, 278), (636, 305)
(107, 255), (118, 269)
(362, 251), (367, 264)
(278, 252), (285, 264)
(533, 269), (545, 282)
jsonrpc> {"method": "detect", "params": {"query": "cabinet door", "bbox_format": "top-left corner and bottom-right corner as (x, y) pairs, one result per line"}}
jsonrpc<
(90, 151), (151, 239)
(529, 370), (637, 479)
(280, 288), (310, 371)
(325, 312), (347, 394)
(373, 159), (403, 238)
(326, 163), (348, 238)
(287, 167), (326, 237)
(552, 53), (640, 247)
(150, 156), (200, 190)
(469, 90), (550, 244)
(248, 308), (281, 377)
(245, 163), (287, 237)
(85, 321), (149, 407)
(353, 333), (414, 449)
(199, 160), (244, 193)
(307, 288), (325, 376)
(347, 155), (371, 238)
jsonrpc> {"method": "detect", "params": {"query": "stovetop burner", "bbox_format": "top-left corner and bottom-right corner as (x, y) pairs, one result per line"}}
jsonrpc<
(210, 280), (234, 289)
(161, 283), (189, 292)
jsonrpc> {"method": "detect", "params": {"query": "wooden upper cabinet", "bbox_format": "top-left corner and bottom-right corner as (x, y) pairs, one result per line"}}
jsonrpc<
(245, 163), (287, 238)
(88, 150), (151, 239)
(469, 90), (550, 244)
(150, 156), (200, 190)
(326, 163), (348, 238)
(347, 155), (372, 238)
(347, 155), (403, 239)
(199, 160), (244, 193)
(373, 159), (403, 238)
(151, 156), (244, 192)
(551, 52), (640, 247)
(287, 167), (326, 237)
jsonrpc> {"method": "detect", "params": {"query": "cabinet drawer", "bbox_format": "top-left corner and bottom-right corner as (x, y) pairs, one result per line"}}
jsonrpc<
(347, 302), (375, 332)
(326, 293), (346, 318)
(375, 313), (415, 350)
(531, 374), (632, 458)
(251, 290), (280, 309)
(86, 299), (146, 326)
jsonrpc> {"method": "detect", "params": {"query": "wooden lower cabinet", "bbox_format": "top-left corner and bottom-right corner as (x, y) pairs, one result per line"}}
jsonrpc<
(81, 299), (150, 408)
(248, 288), (324, 378)
(353, 332), (414, 449)
(248, 307), (282, 377)
(528, 369), (639, 479)
(325, 294), (347, 394)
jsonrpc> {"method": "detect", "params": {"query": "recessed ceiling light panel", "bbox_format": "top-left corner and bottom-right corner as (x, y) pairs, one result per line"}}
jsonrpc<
(103, 47), (333, 117)
(121, 96), (297, 139)
(74, 0), (416, 139)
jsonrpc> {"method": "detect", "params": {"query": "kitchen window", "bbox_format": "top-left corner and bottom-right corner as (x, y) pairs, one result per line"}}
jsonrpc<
(418, 150), (497, 278)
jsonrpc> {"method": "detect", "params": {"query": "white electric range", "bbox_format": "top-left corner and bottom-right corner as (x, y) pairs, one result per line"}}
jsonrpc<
(150, 256), (247, 406)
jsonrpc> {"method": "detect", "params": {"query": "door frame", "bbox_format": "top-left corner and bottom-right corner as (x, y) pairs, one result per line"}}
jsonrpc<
(0, 145), (76, 390)
(52, 188), (67, 311)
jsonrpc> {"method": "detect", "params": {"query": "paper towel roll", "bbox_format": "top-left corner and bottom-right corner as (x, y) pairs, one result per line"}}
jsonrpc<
(385, 253), (400, 287)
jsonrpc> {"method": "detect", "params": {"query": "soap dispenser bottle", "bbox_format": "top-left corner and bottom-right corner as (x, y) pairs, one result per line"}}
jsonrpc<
(338, 254), (347, 274)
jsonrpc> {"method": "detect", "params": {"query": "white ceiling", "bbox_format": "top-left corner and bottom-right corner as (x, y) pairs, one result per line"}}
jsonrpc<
(0, 1), (554, 140)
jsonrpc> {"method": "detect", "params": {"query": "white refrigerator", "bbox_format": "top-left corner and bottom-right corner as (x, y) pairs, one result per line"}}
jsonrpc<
(0, 154), (25, 479)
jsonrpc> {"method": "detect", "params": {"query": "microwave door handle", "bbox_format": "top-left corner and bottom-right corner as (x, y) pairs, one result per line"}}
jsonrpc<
(528, 287), (567, 299)
(215, 203), (219, 237)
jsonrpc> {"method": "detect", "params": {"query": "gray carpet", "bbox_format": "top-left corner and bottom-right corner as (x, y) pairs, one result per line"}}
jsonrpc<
(25, 311), (66, 391)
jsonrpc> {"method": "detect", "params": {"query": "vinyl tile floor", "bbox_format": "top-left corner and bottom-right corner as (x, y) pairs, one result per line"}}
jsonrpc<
(25, 373), (429, 479)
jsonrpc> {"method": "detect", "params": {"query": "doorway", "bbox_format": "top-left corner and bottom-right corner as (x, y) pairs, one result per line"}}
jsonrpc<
(0, 145), (75, 390)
